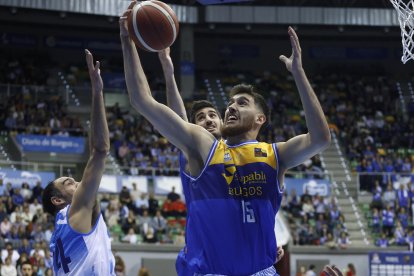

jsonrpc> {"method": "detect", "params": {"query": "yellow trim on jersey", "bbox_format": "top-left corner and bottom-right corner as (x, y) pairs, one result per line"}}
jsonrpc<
(209, 140), (277, 169)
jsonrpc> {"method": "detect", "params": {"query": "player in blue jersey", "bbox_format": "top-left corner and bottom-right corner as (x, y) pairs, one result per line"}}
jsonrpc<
(41, 50), (115, 275)
(121, 7), (330, 274)
(158, 47), (286, 266)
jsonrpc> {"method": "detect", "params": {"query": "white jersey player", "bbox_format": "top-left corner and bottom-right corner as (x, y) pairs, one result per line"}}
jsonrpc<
(42, 50), (115, 275)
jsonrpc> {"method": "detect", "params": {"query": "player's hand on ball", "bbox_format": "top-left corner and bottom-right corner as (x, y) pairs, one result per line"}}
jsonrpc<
(119, 6), (133, 37)
(279, 26), (303, 75)
(158, 47), (171, 60)
(158, 47), (174, 74)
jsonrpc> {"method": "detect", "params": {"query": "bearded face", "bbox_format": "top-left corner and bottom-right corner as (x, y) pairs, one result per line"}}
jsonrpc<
(221, 94), (262, 138)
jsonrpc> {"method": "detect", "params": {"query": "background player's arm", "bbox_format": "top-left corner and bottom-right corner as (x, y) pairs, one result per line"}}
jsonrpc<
(69, 50), (110, 232)
(277, 27), (331, 172)
(119, 13), (213, 168)
(158, 47), (188, 121)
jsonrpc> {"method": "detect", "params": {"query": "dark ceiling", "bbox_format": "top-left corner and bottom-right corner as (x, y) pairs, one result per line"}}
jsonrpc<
(168, 0), (393, 8)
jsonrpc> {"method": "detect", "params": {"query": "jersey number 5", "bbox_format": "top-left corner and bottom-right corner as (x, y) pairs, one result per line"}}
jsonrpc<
(55, 238), (72, 273)
(242, 200), (256, 223)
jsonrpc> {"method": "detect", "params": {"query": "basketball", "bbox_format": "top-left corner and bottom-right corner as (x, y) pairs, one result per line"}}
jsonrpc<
(127, 0), (179, 52)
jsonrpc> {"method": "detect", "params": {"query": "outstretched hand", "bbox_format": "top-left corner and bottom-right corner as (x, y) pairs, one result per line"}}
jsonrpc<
(279, 26), (303, 75)
(158, 47), (174, 74)
(322, 265), (344, 276)
(85, 49), (103, 94)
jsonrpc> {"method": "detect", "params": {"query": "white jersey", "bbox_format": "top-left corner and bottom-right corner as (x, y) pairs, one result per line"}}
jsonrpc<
(50, 205), (115, 275)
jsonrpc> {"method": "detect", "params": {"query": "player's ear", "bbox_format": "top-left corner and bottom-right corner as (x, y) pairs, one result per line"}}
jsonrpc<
(256, 114), (266, 125)
(51, 196), (65, 206)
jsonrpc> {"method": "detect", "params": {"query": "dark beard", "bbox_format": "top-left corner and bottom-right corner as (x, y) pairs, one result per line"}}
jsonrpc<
(221, 117), (254, 138)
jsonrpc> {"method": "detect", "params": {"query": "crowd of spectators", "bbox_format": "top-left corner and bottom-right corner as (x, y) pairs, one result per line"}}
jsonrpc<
(2, 57), (414, 256)
(313, 74), (414, 190)
(0, 180), (54, 275)
(281, 188), (350, 249)
(0, 177), (186, 275)
(367, 179), (414, 249)
(100, 184), (187, 245)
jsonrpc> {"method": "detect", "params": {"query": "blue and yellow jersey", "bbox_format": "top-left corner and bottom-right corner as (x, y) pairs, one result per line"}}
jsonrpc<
(177, 139), (283, 276)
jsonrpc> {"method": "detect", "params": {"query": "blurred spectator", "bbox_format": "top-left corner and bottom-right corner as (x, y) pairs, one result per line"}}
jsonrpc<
(18, 239), (32, 256)
(44, 249), (52, 269)
(370, 181), (383, 210)
(1, 256), (17, 276)
(30, 182), (43, 203)
(305, 264), (316, 276)
(346, 263), (356, 276)
(138, 267), (150, 276)
(105, 202), (120, 229)
(135, 193), (149, 216)
(115, 255), (126, 276)
(337, 232), (350, 249)
(167, 187), (179, 202)
(151, 210), (167, 237)
(143, 227), (157, 243)
(326, 233), (337, 250)
(0, 203), (7, 223)
(382, 204), (395, 237)
(130, 183), (141, 203)
(376, 232), (389, 248)
(20, 184), (32, 202)
(1, 242), (20, 266)
(119, 186), (133, 209)
(12, 189), (24, 207)
(148, 192), (159, 216)
(138, 210), (152, 236)
(44, 268), (53, 276)
(394, 221), (406, 246)
(121, 211), (137, 235)
(29, 199), (42, 216)
(1, 217), (11, 238)
(122, 228), (139, 244)
(37, 258), (47, 275)
(0, 179), (4, 196)
(396, 183), (409, 210)
(30, 225), (45, 243)
(371, 208), (380, 233)
(20, 260), (33, 276)
(301, 198), (315, 218)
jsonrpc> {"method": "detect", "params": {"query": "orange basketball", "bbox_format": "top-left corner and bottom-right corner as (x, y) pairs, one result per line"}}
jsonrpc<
(127, 0), (179, 52)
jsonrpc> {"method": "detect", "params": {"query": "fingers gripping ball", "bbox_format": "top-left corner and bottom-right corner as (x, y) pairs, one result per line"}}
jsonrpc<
(127, 0), (179, 52)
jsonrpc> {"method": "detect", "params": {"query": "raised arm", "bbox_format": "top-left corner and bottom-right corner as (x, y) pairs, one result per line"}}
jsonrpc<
(277, 27), (331, 172)
(158, 48), (188, 121)
(119, 11), (213, 170)
(69, 50), (110, 232)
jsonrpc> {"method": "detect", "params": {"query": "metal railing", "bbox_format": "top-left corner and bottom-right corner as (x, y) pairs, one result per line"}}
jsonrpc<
(357, 172), (414, 194)
(0, 159), (333, 181)
(0, 160), (77, 177)
(0, 82), (126, 107)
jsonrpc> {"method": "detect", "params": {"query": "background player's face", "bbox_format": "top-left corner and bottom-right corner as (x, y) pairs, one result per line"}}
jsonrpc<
(54, 177), (79, 204)
(22, 264), (33, 276)
(222, 93), (262, 138)
(194, 107), (222, 139)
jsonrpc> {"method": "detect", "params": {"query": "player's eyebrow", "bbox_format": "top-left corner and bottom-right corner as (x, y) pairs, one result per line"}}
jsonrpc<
(237, 96), (250, 103)
(62, 178), (71, 185)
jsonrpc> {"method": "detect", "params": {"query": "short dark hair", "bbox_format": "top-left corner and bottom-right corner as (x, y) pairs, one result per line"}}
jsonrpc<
(42, 181), (63, 216)
(22, 261), (32, 267)
(189, 100), (221, 124)
(229, 84), (270, 130)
